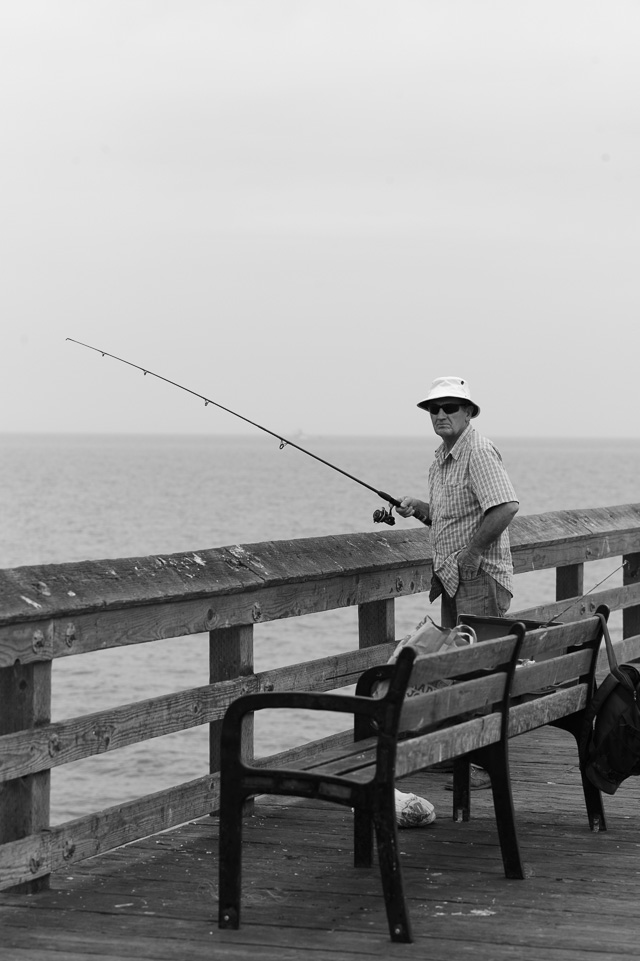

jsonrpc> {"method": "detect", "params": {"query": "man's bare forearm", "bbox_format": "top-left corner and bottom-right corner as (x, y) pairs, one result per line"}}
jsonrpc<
(458, 501), (519, 575)
(469, 502), (518, 553)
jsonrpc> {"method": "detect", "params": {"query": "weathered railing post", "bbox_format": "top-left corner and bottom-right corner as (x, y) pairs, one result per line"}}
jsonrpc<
(209, 625), (255, 779)
(623, 552), (640, 639)
(358, 599), (395, 650)
(0, 659), (51, 893)
(556, 563), (584, 606)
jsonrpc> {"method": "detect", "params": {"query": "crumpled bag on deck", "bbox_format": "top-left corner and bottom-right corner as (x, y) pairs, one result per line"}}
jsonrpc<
(394, 789), (436, 828)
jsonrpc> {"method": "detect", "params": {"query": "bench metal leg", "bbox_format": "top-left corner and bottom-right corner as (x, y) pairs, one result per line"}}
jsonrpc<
(451, 757), (471, 822)
(353, 806), (374, 868)
(579, 769), (607, 832)
(551, 714), (607, 832)
(478, 744), (526, 880)
(218, 785), (245, 929)
(372, 788), (413, 943)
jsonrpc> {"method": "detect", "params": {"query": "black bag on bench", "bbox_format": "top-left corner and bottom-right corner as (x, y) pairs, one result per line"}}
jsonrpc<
(580, 615), (640, 795)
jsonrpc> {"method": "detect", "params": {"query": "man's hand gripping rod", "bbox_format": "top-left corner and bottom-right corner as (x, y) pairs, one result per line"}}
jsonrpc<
(372, 497), (430, 527)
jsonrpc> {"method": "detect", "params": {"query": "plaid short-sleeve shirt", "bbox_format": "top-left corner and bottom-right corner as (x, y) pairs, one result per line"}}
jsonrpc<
(428, 425), (518, 598)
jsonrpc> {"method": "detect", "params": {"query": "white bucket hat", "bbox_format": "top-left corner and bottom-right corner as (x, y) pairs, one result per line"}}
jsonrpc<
(417, 376), (480, 417)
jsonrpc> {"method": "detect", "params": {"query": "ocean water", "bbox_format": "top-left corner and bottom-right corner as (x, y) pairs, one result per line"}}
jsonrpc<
(1, 432), (639, 822)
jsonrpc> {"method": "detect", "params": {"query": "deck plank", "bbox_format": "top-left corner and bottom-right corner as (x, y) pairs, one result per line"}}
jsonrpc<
(2, 726), (640, 960)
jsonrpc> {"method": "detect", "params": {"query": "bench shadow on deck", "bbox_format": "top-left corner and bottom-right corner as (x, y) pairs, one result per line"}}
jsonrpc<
(2, 726), (639, 961)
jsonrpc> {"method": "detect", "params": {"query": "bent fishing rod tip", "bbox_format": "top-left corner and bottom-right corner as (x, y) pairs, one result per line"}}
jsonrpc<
(66, 336), (432, 528)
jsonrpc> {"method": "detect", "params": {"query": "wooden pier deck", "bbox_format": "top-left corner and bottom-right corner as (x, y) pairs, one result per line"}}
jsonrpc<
(2, 725), (639, 961)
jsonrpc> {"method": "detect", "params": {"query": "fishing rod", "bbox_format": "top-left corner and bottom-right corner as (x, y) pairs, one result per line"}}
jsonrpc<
(66, 338), (430, 527)
(545, 560), (629, 625)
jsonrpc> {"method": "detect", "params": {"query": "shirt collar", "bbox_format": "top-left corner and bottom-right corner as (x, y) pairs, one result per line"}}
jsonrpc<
(435, 423), (474, 463)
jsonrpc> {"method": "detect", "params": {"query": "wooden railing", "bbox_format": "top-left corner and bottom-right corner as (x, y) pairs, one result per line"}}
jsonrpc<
(1, 502), (640, 893)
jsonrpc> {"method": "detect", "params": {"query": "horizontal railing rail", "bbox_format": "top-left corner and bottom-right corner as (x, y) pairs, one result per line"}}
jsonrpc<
(1, 502), (640, 892)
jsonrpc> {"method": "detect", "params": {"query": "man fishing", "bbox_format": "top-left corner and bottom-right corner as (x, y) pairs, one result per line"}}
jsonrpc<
(397, 375), (519, 625)
(397, 376), (519, 791)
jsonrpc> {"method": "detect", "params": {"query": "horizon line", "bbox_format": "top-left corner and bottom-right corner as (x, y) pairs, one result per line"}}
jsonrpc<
(2, 430), (640, 442)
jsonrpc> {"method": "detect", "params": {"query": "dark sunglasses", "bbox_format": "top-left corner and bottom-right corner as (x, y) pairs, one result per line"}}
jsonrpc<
(426, 402), (463, 415)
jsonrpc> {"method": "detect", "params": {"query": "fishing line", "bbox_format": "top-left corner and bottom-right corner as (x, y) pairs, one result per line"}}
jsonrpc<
(547, 560), (628, 624)
(66, 338), (429, 527)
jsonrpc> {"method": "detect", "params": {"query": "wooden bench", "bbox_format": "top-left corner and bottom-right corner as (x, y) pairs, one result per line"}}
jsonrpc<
(217, 607), (609, 942)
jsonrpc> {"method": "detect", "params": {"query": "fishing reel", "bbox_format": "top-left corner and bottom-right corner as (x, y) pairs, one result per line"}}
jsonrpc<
(373, 505), (396, 526)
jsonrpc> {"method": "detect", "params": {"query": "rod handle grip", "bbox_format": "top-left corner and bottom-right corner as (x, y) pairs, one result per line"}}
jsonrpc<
(377, 491), (430, 527)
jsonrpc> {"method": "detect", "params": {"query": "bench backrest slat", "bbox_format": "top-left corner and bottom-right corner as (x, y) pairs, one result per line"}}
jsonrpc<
(398, 672), (507, 733)
(401, 634), (520, 685)
(509, 685), (588, 735)
(518, 617), (602, 660)
(395, 712), (504, 777)
(511, 648), (594, 697)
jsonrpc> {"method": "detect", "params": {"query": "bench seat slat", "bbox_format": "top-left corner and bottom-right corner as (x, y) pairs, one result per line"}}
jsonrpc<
(284, 738), (375, 771)
(298, 742), (378, 778)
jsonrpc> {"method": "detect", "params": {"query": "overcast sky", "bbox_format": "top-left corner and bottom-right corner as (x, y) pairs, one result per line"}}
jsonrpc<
(2, 0), (639, 437)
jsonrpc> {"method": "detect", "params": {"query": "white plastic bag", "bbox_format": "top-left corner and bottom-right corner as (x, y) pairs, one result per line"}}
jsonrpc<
(375, 616), (477, 698)
(389, 615), (477, 660)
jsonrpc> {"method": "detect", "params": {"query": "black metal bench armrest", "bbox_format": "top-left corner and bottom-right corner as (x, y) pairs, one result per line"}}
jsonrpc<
(221, 689), (388, 761)
(224, 689), (383, 722)
(356, 664), (395, 698)
(221, 648), (418, 763)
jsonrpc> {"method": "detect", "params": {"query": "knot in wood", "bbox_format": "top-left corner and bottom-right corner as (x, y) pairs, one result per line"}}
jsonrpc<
(395, 576), (404, 592)
(48, 734), (61, 757)
(62, 840), (76, 861)
(92, 725), (113, 750)
(252, 603), (263, 622)
(29, 856), (41, 874)
(65, 623), (76, 647)
(32, 630), (45, 653)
